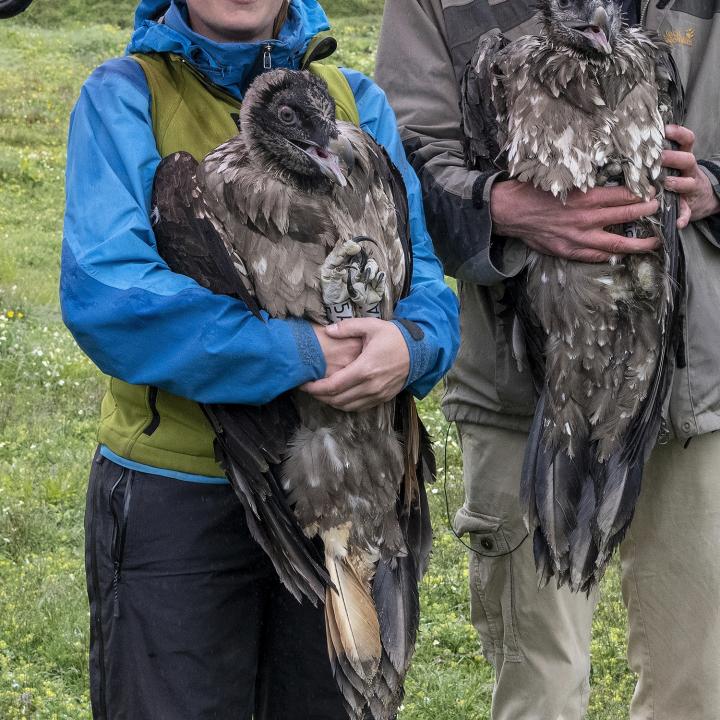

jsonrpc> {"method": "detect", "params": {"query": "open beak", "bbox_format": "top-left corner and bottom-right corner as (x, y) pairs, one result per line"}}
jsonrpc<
(571, 6), (612, 55)
(297, 135), (355, 187)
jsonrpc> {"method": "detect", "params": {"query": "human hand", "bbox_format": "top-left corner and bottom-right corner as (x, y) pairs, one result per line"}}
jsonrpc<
(663, 124), (720, 228)
(311, 323), (363, 377)
(302, 318), (409, 412)
(490, 180), (660, 262)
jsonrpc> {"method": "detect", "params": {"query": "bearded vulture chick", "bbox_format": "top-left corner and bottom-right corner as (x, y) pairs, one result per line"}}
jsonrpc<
(461, 0), (685, 592)
(150, 68), (434, 720)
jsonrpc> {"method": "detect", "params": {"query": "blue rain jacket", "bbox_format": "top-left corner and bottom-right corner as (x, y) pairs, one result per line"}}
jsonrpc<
(61, 0), (460, 413)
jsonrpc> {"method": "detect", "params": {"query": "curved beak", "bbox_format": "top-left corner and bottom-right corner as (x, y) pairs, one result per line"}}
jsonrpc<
(330, 134), (356, 177)
(584, 6), (612, 54)
(570, 6), (612, 55)
(297, 134), (355, 187)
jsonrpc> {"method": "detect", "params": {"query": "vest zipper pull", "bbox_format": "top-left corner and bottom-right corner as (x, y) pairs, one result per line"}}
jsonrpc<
(263, 43), (273, 70)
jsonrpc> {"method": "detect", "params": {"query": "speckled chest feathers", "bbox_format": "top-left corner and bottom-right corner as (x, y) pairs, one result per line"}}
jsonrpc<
(497, 29), (666, 200)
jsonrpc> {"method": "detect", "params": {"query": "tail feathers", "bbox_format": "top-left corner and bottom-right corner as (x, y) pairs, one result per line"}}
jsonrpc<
(362, 400), (433, 720)
(368, 656), (404, 720)
(592, 453), (643, 578)
(326, 609), (370, 720)
(533, 448), (580, 574)
(525, 391), (645, 593)
(568, 475), (598, 592)
(326, 555), (414, 720)
(325, 553), (382, 685)
(532, 529), (554, 589)
(402, 447), (433, 583)
(523, 392), (585, 580)
(378, 652), (403, 699)
(594, 453), (641, 551)
(366, 654), (404, 720)
(373, 556), (419, 677)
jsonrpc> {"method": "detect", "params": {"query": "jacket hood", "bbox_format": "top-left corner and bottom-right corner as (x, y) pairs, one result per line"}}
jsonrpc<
(128, 0), (330, 98)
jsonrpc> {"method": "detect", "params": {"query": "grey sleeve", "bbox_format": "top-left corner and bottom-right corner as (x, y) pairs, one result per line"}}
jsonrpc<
(697, 159), (720, 245)
(375, 0), (527, 285)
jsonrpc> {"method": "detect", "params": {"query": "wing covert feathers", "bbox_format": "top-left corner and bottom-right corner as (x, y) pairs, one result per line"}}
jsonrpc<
(151, 152), (262, 317)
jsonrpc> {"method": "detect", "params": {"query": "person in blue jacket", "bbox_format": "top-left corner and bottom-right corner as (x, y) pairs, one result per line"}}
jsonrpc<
(61, 1), (459, 718)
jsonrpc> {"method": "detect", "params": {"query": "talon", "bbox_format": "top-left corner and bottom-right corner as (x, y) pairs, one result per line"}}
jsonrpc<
(346, 272), (356, 300)
(343, 240), (361, 256)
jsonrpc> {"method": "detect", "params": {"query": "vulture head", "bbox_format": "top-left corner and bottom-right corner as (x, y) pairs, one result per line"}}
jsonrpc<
(240, 68), (354, 190)
(539, 0), (623, 56)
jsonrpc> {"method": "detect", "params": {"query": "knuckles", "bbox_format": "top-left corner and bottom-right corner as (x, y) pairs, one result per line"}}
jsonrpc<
(575, 210), (593, 227)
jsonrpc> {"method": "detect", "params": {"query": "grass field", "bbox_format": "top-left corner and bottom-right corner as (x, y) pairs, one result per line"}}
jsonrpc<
(0, 4), (634, 718)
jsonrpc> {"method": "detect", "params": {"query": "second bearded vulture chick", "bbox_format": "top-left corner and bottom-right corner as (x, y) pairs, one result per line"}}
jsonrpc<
(461, 0), (685, 592)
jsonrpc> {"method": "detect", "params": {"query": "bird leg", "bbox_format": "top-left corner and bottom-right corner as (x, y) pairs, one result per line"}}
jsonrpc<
(321, 237), (387, 322)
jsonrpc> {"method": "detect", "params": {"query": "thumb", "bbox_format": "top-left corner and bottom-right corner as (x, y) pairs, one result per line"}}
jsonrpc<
(324, 318), (373, 338)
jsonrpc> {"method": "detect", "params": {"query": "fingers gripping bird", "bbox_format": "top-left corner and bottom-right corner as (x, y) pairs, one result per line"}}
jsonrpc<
(151, 68), (434, 719)
(461, 0), (685, 592)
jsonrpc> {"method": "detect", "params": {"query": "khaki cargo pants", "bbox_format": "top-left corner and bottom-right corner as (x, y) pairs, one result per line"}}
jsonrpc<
(456, 422), (720, 720)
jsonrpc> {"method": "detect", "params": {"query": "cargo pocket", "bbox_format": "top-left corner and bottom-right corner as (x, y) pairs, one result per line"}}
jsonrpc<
(456, 507), (523, 664)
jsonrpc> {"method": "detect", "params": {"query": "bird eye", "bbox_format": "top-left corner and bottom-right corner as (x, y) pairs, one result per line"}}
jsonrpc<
(557, 0), (570, 7)
(278, 106), (297, 124)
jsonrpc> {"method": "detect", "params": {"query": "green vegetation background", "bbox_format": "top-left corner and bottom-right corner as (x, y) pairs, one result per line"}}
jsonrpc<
(0, 0), (633, 717)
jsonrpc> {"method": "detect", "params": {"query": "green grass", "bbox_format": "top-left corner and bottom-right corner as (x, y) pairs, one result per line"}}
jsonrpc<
(0, 11), (634, 719)
(14, 0), (384, 28)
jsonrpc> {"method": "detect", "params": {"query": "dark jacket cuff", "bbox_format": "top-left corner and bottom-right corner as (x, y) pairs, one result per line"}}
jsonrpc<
(391, 319), (433, 390)
(461, 171), (528, 284)
(697, 160), (720, 243)
(418, 165), (527, 286)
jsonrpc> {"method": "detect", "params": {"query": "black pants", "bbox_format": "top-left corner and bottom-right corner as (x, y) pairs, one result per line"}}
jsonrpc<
(85, 451), (347, 720)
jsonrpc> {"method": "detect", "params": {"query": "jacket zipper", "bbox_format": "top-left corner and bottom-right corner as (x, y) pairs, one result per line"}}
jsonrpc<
(89, 455), (108, 716)
(142, 385), (161, 436)
(109, 470), (134, 618)
(263, 43), (273, 70)
(641, 0), (651, 25)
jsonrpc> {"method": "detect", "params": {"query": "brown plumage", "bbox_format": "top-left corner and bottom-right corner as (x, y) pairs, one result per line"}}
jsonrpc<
(151, 68), (432, 719)
(461, 0), (685, 592)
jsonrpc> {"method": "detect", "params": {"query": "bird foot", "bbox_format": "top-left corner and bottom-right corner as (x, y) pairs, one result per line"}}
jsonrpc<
(320, 237), (386, 322)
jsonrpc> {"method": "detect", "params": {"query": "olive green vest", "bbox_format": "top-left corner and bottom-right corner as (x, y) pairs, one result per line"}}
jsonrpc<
(98, 46), (360, 477)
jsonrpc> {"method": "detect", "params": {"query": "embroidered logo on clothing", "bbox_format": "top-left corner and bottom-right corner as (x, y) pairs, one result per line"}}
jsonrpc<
(664, 28), (695, 46)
